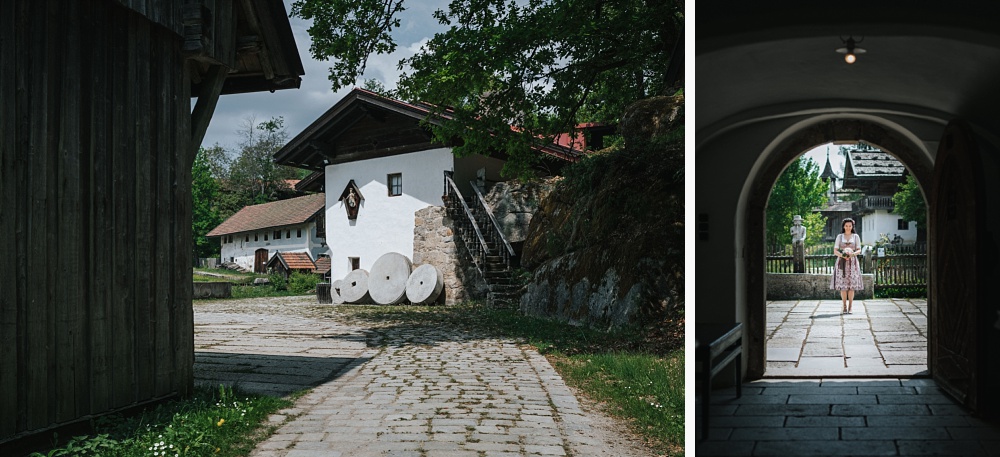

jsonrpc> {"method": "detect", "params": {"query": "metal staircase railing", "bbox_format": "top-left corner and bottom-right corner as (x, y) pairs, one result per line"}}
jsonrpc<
(443, 171), (519, 307)
(468, 179), (516, 269)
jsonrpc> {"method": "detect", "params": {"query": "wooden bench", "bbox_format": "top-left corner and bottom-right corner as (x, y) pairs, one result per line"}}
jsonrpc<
(696, 323), (743, 440)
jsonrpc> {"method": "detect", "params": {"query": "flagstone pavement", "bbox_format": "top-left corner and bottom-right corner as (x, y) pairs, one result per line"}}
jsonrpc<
(697, 299), (1000, 456)
(766, 299), (927, 377)
(193, 296), (651, 457)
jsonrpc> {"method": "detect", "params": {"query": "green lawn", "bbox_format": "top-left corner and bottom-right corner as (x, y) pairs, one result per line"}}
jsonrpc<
(28, 386), (290, 457)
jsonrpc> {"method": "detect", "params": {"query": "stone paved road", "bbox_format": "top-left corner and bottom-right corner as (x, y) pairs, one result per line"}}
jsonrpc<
(193, 297), (652, 457)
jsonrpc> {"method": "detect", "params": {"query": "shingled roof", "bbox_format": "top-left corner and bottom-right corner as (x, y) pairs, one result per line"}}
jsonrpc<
(207, 193), (325, 237)
(845, 150), (905, 178)
(267, 251), (316, 272)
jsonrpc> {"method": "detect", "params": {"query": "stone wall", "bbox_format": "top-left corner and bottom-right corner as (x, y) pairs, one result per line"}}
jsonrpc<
(193, 282), (232, 299)
(413, 206), (479, 305)
(766, 273), (875, 300)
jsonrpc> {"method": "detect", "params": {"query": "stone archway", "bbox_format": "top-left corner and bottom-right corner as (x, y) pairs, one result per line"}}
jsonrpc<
(743, 118), (934, 378)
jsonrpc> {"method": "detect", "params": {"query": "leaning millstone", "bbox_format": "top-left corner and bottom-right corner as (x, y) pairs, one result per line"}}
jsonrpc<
(406, 264), (444, 305)
(330, 279), (345, 305)
(369, 252), (413, 305)
(339, 269), (371, 304)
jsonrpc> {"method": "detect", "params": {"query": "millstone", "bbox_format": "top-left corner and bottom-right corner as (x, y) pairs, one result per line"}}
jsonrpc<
(405, 263), (444, 305)
(339, 269), (371, 304)
(369, 252), (413, 305)
(330, 279), (345, 305)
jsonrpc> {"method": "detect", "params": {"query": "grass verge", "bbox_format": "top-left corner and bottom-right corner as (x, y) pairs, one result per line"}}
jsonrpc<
(29, 385), (290, 457)
(331, 302), (683, 456)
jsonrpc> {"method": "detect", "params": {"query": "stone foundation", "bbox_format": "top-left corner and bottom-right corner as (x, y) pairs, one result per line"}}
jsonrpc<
(766, 273), (874, 300)
(413, 206), (468, 305)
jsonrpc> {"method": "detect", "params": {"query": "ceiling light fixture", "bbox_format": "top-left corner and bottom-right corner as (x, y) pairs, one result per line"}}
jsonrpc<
(836, 36), (866, 64)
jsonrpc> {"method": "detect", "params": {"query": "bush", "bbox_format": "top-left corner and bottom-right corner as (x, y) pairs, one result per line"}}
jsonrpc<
(268, 272), (287, 291)
(288, 271), (320, 294)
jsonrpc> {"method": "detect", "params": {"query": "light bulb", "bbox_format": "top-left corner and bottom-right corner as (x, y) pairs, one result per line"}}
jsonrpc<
(845, 53), (856, 64)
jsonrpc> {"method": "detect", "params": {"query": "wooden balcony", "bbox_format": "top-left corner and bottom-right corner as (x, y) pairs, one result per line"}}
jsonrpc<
(855, 195), (895, 213)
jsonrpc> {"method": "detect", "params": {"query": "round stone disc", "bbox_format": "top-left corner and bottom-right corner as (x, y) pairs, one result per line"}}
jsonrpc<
(340, 269), (371, 304)
(330, 279), (345, 305)
(369, 252), (413, 305)
(406, 264), (444, 305)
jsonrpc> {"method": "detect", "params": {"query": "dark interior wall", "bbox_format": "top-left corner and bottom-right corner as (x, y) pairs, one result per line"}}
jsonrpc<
(0, 0), (193, 443)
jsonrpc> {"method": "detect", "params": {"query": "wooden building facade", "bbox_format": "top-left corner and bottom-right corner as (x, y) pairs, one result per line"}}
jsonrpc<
(0, 0), (303, 447)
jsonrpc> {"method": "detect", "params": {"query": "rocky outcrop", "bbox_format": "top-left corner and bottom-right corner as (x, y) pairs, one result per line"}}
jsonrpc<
(519, 94), (684, 338)
(483, 179), (558, 244)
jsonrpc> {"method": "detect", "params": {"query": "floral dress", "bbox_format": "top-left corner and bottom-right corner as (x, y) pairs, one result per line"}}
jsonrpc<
(830, 233), (863, 290)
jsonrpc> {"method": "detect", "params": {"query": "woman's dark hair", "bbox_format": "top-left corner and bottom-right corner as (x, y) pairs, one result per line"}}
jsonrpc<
(841, 217), (856, 234)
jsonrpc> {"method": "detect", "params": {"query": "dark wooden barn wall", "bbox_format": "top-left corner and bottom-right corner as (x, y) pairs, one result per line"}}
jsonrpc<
(0, 0), (194, 442)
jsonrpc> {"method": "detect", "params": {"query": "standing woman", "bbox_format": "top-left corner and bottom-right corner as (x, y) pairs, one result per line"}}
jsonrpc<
(831, 218), (863, 313)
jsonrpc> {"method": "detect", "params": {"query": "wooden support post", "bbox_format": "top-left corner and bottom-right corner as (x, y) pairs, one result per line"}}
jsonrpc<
(190, 64), (227, 164)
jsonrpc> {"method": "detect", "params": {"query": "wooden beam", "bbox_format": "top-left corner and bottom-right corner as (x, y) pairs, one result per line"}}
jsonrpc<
(190, 64), (227, 163)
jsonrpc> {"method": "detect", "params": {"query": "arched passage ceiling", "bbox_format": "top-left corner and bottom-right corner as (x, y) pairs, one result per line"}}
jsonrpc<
(697, 3), (1000, 146)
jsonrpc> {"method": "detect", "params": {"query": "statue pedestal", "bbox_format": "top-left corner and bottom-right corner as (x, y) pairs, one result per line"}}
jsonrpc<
(792, 242), (805, 273)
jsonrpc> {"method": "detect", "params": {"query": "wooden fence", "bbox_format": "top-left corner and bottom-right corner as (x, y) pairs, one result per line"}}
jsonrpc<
(767, 243), (927, 290)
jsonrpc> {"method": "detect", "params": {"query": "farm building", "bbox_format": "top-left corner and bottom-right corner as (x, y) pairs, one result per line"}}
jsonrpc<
(207, 193), (328, 273)
(273, 89), (585, 290)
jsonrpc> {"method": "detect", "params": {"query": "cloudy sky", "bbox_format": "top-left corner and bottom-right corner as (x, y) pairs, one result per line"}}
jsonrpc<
(201, 0), (451, 151)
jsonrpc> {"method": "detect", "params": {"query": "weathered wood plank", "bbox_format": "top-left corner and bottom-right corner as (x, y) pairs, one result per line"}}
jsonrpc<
(87, 0), (113, 415)
(132, 13), (155, 403)
(24, 0), (53, 430)
(0, 0), (18, 440)
(153, 27), (175, 397)
(110, 3), (136, 408)
(174, 37), (195, 397)
(50, 0), (79, 424)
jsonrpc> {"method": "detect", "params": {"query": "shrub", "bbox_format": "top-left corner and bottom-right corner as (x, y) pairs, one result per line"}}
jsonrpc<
(287, 271), (319, 294)
(268, 272), (287, 291)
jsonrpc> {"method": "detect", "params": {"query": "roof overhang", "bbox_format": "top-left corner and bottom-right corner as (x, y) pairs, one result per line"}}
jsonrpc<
(188, 0), (305, 96)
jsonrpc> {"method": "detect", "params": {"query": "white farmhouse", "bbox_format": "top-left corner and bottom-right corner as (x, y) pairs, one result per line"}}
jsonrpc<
(841, 146), (920, 243)
(207, 193), (327, 272)
(273, 88), (579, 283)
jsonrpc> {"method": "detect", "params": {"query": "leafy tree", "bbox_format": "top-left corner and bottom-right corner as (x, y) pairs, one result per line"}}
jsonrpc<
(217, 116), (299, 219)
(767, 157), (829, 246)
(892, 174), (926, 228)
(292, 0), (682, 177)
(192, 148), (223, 259)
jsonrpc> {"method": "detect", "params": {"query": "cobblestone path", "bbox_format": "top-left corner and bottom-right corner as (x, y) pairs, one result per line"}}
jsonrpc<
(193, 297), (650, 457)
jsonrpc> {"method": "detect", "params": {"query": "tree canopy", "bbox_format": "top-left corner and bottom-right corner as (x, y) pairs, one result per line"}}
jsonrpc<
(191, 117), (302, 260)
(892, 174), (926, 229)
(767, 157), (829, 246)
(292, 0), (682, 177)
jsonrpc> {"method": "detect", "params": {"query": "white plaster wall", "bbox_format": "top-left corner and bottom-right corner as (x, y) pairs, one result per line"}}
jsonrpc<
(218, 222), (323, 270)
(324, 147), (455, 280)
(455, 154), (506, 196)
(862, 211), (917, 243)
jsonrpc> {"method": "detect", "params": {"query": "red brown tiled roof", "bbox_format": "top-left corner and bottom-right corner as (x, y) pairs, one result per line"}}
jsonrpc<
(268, 251), (316, 271)
(207, 193), (325, 237)
(313, 256), (331, 275)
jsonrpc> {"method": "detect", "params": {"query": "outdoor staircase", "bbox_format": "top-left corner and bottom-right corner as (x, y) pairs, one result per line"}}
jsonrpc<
(443, 172), (520, 308)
